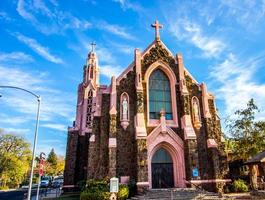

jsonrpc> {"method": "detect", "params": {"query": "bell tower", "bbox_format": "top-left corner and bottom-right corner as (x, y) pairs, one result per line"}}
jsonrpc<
(83, 42), (99, 87)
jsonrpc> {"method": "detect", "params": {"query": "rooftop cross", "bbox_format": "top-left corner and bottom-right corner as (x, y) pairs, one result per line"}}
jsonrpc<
(151, 20), (163, 40)
(91, 41), (96, 52)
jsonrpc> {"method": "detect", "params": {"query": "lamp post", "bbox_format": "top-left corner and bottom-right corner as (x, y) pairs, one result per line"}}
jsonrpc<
(0, 86), (41, 200)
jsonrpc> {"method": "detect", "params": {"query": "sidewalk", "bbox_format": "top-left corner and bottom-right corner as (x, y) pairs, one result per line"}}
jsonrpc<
(31, 188), (62, 200)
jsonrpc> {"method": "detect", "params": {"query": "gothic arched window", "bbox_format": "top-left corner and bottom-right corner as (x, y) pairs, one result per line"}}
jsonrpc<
(149, 69), (172, 120)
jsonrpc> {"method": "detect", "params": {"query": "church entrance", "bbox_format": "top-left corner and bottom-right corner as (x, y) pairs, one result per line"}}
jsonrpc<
(151, 148), (174, 188)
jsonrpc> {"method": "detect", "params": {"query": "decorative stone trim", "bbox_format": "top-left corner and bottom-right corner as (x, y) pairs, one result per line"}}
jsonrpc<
(207, 138), (218, 148)
(109, 138), (117, 148)
(181, 115), (196, 140)
(144, 60), (179, 127)
(190, 179), (231, 184)
(136, 182), (149, 186)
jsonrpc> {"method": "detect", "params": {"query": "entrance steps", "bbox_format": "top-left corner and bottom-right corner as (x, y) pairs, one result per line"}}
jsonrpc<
(128, 188), (235, 200)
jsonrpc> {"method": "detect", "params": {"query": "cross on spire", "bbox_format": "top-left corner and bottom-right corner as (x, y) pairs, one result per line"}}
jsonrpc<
(151, 20), (163, 40)
(90, 41), (96, 52)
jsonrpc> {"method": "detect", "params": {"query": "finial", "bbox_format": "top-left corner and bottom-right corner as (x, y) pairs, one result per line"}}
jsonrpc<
(151, 20), (163, 40)
(90, 41), (96, 52)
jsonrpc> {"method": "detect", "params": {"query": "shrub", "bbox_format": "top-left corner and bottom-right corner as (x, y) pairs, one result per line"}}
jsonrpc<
(118, 185), (129, 200)
(80, 179), (110, 200)
(77, 180), (87, 191)
(232, 179), (248, 192)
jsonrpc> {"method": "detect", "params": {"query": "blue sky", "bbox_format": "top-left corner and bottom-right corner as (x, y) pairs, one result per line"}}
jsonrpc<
(0, 0), (265, 156)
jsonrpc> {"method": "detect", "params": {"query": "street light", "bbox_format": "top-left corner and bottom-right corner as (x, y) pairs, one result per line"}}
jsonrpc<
(0, 86), (41, 200)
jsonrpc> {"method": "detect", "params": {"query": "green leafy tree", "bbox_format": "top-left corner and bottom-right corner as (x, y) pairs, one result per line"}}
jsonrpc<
(45, 148), (64, 176)
(47, 148), (57, 166)
(227, 99), (265, 160)
(0, 129), (32, 189)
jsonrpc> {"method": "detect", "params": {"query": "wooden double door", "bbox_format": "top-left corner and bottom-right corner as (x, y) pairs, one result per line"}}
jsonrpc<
(151, 148), (174, 188)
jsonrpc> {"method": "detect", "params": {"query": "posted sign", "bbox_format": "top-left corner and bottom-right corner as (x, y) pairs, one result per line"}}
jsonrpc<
(110, 177), (119, 193)
(192, 168), (199, 178)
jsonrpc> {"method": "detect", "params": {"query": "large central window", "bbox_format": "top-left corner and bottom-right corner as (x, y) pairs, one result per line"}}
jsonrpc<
(149, 69), (172, 120)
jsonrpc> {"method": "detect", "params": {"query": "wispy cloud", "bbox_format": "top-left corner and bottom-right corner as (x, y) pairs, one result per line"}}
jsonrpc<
(2, 128), (30, 135)
(96, 21), (136, 40)
(210, 53), (265, 119)
(0, 114), (29, 125)
(168, 19), (225, 58)
(219, 0), (265, 30)
(0, 52), (34, 63)
(41, 123), (67, 132)
(14, 33), (63, 64)
(113, 0), (144, 13)
(100, 64), (123, 79)
(0, 65), (75, 123)
(16, 0), (91, 35)
(0, 11), (12, 21)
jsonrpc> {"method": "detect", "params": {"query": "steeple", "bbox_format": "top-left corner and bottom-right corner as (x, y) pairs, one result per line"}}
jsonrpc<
(83, 42), (100, 87)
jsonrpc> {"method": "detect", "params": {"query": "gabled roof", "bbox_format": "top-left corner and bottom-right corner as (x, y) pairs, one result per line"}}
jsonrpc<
(245, 151), (265, 164)
(116, 39), (200, 84)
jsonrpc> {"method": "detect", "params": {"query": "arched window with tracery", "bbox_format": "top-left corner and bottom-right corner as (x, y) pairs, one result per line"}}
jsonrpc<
(87, 90), (93, 128)
(149, 69), (172, 120)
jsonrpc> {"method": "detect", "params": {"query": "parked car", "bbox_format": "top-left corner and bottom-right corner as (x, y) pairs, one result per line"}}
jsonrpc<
(52, 181), (62, 188)
(40, 180), (49, 188)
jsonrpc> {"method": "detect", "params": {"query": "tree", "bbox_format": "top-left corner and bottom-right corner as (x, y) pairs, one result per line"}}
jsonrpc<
(227, 99), (265, 161)
(45, 148), (64, 176)
(0, 129), (32, 189)
(47, 148), (57, 167)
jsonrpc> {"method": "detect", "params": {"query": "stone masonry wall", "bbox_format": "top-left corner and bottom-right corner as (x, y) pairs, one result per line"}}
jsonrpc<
(116, 70), (137, 180)
(64, 131), (78, 185)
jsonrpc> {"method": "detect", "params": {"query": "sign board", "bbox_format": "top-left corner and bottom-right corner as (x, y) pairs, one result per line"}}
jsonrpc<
(110, 177), (119, 193)
(192, 168), (199, 177)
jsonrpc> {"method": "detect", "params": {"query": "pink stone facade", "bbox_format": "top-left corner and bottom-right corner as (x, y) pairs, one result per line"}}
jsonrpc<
(64, 21), (228, 192)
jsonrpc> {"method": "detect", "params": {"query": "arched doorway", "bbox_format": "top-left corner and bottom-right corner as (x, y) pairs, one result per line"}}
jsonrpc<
(151, 148), (174, 188)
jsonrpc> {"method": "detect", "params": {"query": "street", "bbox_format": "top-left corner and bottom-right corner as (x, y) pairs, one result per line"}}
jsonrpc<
(0, 188), (61, 200)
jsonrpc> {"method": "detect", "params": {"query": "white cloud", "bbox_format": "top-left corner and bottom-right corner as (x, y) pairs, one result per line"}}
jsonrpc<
(0, 65), (75, 123)
(41, 123), (67, 132)
(113, 0), (144, 13)
(219, 0), (265, 30)
(14, 33), (63, 64)
(97, 21), (135, 40)
(168, 19), (225, 57)
(100, 65), (123, 79)
(0, 52), (34, 63)
(0, 11), (12, 21)
(17, 0), (37, 23)
(16, 0), (91, 35)
(210, 53), (265, 119)
(0, 114), (29, 125)
(2, 128), (30, 135)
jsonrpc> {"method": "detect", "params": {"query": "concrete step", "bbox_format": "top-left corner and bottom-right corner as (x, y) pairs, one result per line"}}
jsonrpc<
(128, 188), (235, 200)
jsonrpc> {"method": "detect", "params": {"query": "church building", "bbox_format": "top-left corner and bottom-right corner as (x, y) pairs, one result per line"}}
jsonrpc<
(64, 21), (228, 192)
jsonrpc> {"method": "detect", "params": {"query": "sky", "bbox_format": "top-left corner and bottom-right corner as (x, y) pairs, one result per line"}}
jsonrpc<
(0, 0), (265, 156)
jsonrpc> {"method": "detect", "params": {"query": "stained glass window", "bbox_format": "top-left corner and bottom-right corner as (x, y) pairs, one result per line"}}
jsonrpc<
(149, 69), (172, 120)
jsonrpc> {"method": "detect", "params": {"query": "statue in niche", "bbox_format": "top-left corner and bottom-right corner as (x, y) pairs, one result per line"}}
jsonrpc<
(193, 100), (200, 123)
(122, 97), (128, 120)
